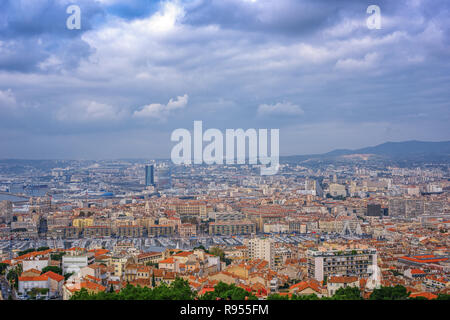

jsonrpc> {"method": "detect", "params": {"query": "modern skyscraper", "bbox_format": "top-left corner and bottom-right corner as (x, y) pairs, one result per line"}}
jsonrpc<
(366, 204), (382, 217)
(155, 165), (172, 189)
(145, 165), (154, 186)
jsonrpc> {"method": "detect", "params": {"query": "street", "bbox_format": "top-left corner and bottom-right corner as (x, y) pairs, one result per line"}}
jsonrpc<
(0, 275), (15, 300)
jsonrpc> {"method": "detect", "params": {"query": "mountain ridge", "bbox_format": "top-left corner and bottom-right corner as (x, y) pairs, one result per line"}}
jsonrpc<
(282, 140), (450, 162)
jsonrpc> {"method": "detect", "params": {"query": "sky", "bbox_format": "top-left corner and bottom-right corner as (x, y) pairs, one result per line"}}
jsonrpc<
(0, 0), (449, 159)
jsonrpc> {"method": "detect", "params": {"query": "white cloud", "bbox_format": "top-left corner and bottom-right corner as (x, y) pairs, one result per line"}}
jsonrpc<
(257, 101), (304, 116)
(167, 93), (189, 110)
(335, 52), (379, 71)
(56, 100), (125, 122)
(0, 89), (17, 108)
(1, 0), (449, 158)
(133, 94), (188, 120)
(323, 18), (364, 38)
(38, 55), (63, 71)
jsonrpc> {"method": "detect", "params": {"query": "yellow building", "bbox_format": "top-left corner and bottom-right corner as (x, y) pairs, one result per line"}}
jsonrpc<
(72, 218), (94, 229)
(109, 256), (128, 277)
(168, 201), (207, 219)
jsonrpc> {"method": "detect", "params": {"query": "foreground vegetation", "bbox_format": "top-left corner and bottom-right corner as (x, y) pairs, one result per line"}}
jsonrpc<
(71, 279), (255, 300)
(70, 279), (450, 300)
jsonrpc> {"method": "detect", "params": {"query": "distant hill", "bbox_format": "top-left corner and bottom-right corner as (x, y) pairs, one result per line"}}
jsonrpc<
(283, 140), (450, 162)
(324, 140), (450, 157)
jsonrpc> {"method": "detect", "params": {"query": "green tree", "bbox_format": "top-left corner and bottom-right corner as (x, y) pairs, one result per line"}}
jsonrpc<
(370, 285), (410, 300)
(409, 296), (428, 300)
(41, 266), (62, 275)
(151, 273), (156, 287)
(7, 268), (19, 289)
(208, 247), (225, 259)
(200, 282), (257, 300)
(208, 247), (232, 265)
(0, 263), (8, 275)
(71, 288), (92, 300)
(165, 278), (196, 300)
(17, 248), (35, 257)
(331, 286), (362, 300)
(50, 252), (66, 261)
(64, 272), (74, 281)
(193, 245), (207, 251)
(71, 277), (196, 300)
(146, 262), (158, 267)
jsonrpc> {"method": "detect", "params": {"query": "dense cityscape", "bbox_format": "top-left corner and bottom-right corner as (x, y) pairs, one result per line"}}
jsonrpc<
(1, 0), (449, 312)
(0, 152), (448, 300)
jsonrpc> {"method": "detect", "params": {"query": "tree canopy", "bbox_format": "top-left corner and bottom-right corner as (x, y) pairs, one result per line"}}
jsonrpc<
(71, 278), (195, 300)
(199, 282), (257, 300)
(0, 263), (8, 275)
(70, 281), (448, 301)
(369, 285), (410, 300)
(41, 266), (62, 275)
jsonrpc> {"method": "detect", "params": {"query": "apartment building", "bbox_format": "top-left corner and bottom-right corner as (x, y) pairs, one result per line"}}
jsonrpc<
(62, 253), (94, 274)
(328, 183), (347, 197)
(179, 223), (196, 238)
(168, 201), (207, 219)
(307, 247), (377, 282)
(83, 226), (112, 238)
(116, 225), (144, 237)
(72, 218), (94, 229)
(389, 198), (445, 217)
(148, 224), (175, 236)
(246, 238), (275, 269)
(209, 220), (256, 235)
(288, 221), (307, 233)
(47, 226), (79, 239)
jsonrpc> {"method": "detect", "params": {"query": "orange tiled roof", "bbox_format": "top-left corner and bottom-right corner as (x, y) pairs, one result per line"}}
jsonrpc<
(85, 274), (102, 282)
(410, 269), (426, 275)
(43, 271), (65, 282)
(410, 292), (438, 300)
(67, 281), (106, 293)
(328, 276), (358, 284)
(290, 279), (322, 294)
(19, 275), (48, 282)
(173, 251), (193, 257)
(198, 287), (215, 295)
(159, 257), (175, 264)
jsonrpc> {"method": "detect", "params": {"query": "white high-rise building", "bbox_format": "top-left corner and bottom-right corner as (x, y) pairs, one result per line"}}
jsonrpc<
(307, 247), (377, 282)
(246, 237), (275, 269)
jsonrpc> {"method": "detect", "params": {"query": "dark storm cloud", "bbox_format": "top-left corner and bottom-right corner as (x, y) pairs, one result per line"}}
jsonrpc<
(0, 0), (449, 158)
(0, 0), (103, 38)
(182, 0), (406, 36)
(0, 0), (103, 72)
